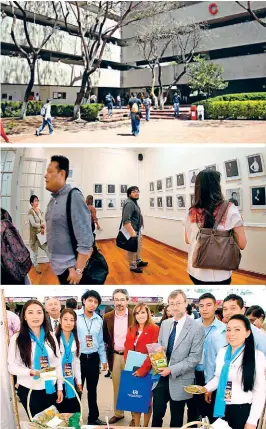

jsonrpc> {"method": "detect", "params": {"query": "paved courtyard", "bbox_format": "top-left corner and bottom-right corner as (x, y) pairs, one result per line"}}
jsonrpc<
(3, 119), (266, 144)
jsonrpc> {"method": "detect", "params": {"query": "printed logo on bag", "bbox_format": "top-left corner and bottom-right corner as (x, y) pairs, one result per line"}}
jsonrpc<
(128, 389), (142, 399)
(133, 390), (138, 394)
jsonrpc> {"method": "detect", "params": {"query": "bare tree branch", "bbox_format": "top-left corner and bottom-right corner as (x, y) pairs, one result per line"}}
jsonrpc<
(235, 1), (266, 27)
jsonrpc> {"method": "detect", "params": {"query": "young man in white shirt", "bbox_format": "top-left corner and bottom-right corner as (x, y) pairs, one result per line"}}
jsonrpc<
(45, 297), (61, 332)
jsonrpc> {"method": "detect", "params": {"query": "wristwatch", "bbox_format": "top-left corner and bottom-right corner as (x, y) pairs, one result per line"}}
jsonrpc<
(75, 268), (83, 275)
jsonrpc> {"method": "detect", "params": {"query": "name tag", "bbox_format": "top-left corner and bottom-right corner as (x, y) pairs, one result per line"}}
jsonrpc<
(86, 335), (94, 348)
(64, 363), (73, 378)
(40, 356), (49, 370)
(225, 381), (232, 403)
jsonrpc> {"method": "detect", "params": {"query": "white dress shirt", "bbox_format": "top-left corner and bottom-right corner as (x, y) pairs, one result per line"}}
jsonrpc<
(50, 316), (60, 332)
(169, 314), (187, 347)
(8, 332), (63, 390)
(205, 346), (266, 426)
(59, 337), (81, 385)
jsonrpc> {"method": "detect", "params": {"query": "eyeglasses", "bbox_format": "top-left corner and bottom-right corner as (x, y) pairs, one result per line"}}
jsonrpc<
(169, 302), (186, 307)
(114, 299), (126, 303)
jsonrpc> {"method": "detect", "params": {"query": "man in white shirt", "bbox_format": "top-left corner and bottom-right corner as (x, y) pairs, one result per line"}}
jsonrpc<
(152, 289), (204, 428)
(45, 297), (61, 332)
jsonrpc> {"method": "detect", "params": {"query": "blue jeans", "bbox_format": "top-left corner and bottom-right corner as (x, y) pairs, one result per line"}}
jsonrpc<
(174, 103), (180, 116)
(38, 118), (53, 134)
(130, 112), (140, 136)
(145, 108), (150, 121)
(117, 101), (122, 109)
(107, 103), (113, 116)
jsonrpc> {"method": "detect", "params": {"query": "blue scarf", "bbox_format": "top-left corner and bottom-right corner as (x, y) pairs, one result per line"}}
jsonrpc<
(61, 332), (75, 399)
(214, 344), (244, 418)
(29, 327), (55, 394)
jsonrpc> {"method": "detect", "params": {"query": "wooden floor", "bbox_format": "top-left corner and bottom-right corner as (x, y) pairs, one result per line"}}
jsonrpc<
(29, 236), (266, 286)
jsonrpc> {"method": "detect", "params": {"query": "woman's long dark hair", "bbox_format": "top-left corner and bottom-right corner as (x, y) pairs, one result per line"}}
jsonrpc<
(228, 314), (255, 392)
(17, 299), (57, 368)
(55, 309), (80, 357)
(191, 169), (224, 228)
(160, 305), (170, 323)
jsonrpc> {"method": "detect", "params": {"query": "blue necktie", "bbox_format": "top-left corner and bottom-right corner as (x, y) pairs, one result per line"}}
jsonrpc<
(166, 321), (178, 361)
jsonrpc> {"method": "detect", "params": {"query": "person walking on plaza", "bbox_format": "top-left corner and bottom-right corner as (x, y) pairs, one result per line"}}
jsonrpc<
(204, 315), (266, 429)
(121, 186), (148, 273)
(128, 93), (142, 136)
(45, 297), (61, 333)
(143, 94), (152, 121)
(116, 94), (122, 109)
(1, 119), (10, 142)
(103, 289), (133, 425)
(185, 169), (247, 285)
(45, 155), (94, 285)
(105, 93), (115, 116)
(152, 289), (204, 428)
(28, 194), (49, 274)
(55, 308), (82, 413)
(36, 98), (54, 136)
(173, 92), (180, 118)
(77, 290), (107, 425)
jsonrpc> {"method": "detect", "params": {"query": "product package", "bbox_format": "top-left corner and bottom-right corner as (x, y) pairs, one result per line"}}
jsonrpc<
(32, 406), (68, 428)
(146, 343), (167, 374)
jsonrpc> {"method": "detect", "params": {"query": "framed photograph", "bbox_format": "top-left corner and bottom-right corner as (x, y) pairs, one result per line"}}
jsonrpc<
(224, 159), (240, 181)
(205, 164), (218, 172)
(120, 198), (126, 209)
(107, 184), (116, 195)
(106, 198), (116, 209)
(246, 153), (265, 178)
(67, 166), (74, 182)
(176, 194), (186, 209)
(165, 176), (173, 191)
(226, 188), (242, 211)
(190, 193), (195, 206)
(166, 195), (173, 209)
(189, 169), (200, 187)
(120, 185), (128, 194)
(157, 179), (163, 192)
(157, 196), (163, 208)
(176, 173), (185, 188)
(250, 186), (266, 209)
(94, 183), (103, 194)
(149, 181), (155, 192)
(94, 199), (103, 210)
(149, 197), (155, 208)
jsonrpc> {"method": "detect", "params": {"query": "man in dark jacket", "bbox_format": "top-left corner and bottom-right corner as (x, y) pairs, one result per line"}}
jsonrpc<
(173, 92), (180, 117)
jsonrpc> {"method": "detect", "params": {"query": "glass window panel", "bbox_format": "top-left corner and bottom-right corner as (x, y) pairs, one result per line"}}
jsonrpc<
(20, 200), (29, 213)
(29, 161), (37, 175)
(5, 151), (16, 172)
(1, 196), (11, 213)
(0, 151), (7, 172)
(21, 174), (28, 186)
(35, 174), (43, 187)
(27, 174), (35, 187)
(1, 173), (12, 196)
(36, 162), (44, 175)
(23, 160), (30, 173)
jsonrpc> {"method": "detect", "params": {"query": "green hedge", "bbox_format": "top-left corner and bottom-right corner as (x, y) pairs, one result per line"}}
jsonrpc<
(0, 101), (103, 121)
(209, 92), (266, 102)
(192, 100), (266, 120)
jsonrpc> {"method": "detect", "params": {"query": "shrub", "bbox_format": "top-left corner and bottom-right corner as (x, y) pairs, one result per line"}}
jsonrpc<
(193, 100), (266, 120)
(80, 103), (103, 121)
(209, 92), (266, 102)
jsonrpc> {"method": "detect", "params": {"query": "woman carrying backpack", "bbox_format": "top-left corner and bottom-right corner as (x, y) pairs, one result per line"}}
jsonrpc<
(185, 169), (247, 285)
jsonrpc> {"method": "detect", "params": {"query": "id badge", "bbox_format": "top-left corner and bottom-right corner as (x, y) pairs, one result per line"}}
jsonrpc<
(86, 334), (93, 348)
(224, 381), (232, 403)
(40, 356), (49, 370)
(64, 363), (73, 378)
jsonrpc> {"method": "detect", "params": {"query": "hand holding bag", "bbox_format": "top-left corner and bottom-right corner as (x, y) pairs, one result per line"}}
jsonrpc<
(116, 214), (138, 252)
(192, 201), (241, 271)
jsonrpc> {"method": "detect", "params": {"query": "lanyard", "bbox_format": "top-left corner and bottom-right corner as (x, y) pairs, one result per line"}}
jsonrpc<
(83, 314), (93, 334)
(205, 325), (214, 339)
(230, 348), (244, 364)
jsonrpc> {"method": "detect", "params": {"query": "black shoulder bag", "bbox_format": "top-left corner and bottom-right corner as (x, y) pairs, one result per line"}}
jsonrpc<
(116, 203), (138, 252)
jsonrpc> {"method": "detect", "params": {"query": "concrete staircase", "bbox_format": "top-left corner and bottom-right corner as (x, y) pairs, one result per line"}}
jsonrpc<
(99, 106), (191, 122)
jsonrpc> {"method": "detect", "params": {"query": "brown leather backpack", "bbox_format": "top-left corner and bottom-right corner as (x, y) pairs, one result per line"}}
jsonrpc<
(192, 201), (242, 271)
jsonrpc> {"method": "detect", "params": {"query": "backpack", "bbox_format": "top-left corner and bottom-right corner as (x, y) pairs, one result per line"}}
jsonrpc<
(40, 105), (46, 116)
(1, 219), (32, 282)
(131, 102), (139, 113)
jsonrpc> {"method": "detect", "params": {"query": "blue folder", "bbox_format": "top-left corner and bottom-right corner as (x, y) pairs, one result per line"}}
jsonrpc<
(116, 370), (153, 413)
(125, 350), (160, 382)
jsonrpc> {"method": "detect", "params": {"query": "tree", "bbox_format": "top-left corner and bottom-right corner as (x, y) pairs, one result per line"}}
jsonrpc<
(9, 1), (59, 119)
(236, 1), (266, 28)
(187, 56), (228, 99)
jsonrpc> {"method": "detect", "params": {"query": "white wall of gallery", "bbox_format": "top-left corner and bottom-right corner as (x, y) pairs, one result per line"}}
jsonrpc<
(1, 146), (266, 274)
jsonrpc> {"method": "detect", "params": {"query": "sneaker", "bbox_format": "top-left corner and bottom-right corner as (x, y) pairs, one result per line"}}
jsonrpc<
(36, 129), (40, 136)
(104, 370), (111, 378)
(130, 267), (143, 274)
(137, 261), (148, 267)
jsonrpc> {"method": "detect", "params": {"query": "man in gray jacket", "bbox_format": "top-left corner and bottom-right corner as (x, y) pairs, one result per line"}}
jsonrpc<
(45, 155), (93, 285)
(152, 289), (204, 428)
(121, 186), (148, 273)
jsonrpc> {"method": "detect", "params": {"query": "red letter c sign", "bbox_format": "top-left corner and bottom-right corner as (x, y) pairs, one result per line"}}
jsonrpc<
(209, 3), (218, 15)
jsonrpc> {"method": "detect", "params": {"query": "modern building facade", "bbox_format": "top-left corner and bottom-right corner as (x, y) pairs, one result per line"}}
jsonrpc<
(1, 1), (266, 104)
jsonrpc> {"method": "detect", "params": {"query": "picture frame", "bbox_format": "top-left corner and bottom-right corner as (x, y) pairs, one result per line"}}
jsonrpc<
(149, 197), (155, 209)
(224, 159), (241, 181)
(94, 199), (103, 210)
(157, 196), (163, 208)
(166, 195), (173, 209)
(250, 186), (266, 209)
(94, 183), (103, 195)
(67, 167), (74, 182)
(246, 153), (265, 178)
(205, 164), (218, 172)
(188, 169), (200, 187)
(226, 188), (242, 211)
(190, 193), (195, 206)
(106, 198), (116, 209)
(176, 173), (186, 188)
(149, 181), (155, 192)
(157, 179), (163, 192)
(107, 184), (116, 195)
(165, 176), (173, 191)
(120, 198), (126, 209)
(120, 185), (128, 194)
(176, 194), (186, 209)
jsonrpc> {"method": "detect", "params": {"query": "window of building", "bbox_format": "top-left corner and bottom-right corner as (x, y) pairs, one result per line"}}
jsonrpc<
(0, 150), (16, 214)
(53, 92), (67, 100)
(2, 93), (7, 100)
(8, 95), (12, 101)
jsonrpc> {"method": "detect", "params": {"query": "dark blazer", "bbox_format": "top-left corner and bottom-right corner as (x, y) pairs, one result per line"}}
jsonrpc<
(103, 309), (133, 371)
(124, 323), (159, 377)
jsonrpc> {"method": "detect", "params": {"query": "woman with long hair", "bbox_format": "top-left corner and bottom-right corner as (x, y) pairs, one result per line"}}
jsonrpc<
(55, 309), (82, 413)
(246, 306), (266, 332)
(124, 303), (159, 427)
(185, 170), (247, 285)
(160, 305), (172, 325)
(204, 315), (266, 429)
(8, 300), (63, 417)
(28, 194), (49, 274)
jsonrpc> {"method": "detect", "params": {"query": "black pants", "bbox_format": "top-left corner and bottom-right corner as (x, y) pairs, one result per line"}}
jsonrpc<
(58, 269), (91, 285)
(189, 275), (232, 285)
(17, 384), (57, 419)
(152, 377), (197, 427)
(224, 403), (251, 429)
(56, 384), (81, 414)
(190, 371), (216, 423)
(80, 352), (100, 423)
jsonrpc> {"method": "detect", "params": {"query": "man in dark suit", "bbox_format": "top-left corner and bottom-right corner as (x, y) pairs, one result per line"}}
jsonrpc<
(45, 297), (61, 332)
(103, 289), (133, 425)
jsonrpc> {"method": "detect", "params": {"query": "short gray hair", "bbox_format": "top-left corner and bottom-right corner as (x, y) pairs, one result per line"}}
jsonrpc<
(168, 289), (187, 303)
(112, 289), (129, 300)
